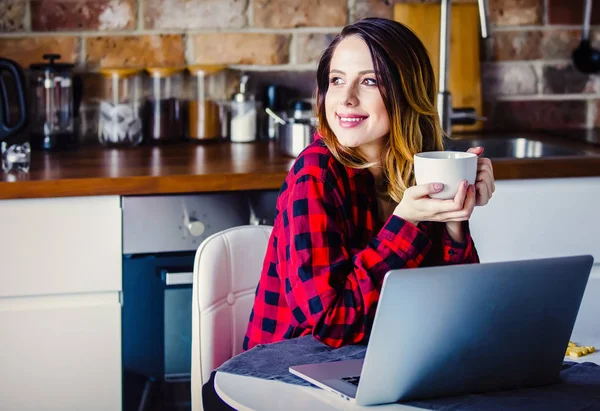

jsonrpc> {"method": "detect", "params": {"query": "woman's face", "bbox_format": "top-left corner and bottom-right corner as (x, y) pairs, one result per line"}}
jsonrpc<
(325, 35), (390, 162)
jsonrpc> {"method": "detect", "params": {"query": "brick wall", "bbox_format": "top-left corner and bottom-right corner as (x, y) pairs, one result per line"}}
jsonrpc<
(0, 0), (598, 135)
(484, 0), (600, 131)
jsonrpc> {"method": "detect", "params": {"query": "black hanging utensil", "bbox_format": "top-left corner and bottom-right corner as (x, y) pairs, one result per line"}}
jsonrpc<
(0, 57), (28, 141)
(572, 0), (600, 74)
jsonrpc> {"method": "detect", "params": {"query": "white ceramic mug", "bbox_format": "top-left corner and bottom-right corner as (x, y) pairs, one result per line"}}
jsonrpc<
(413, 151), (477, 199)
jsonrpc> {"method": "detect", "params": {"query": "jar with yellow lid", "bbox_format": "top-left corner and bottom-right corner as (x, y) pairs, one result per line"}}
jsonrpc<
(186, 65), (228, 141)
(98, 68), (144, 147)
(144, 66), (185, 143)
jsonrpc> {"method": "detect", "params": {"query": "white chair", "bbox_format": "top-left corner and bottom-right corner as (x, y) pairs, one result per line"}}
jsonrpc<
(191, 224), (273, 411)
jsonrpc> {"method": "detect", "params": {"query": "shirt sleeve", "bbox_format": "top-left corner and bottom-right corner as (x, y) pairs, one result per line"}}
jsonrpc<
(280, 173), (433, 348)
(440, 221), (480, 264)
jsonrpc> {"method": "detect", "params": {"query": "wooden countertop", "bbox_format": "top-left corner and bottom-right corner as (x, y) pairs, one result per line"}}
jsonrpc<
(2, 136), (600, 200)
(0, 141), (295, 199)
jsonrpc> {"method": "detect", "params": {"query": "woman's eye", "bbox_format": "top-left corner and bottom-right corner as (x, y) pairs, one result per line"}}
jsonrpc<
(329, 77), (344, 86)
(362, 77), (377, 86)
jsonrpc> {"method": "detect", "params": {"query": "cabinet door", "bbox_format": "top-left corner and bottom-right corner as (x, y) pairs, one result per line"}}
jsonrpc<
(0, 294), (121, 411)
(572, 264), (600, 341)
(0, 196), (121, 297)
(469, 177), (600, 263)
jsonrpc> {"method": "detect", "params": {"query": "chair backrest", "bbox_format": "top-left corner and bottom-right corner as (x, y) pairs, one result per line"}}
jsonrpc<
(191, 224), (273, 410)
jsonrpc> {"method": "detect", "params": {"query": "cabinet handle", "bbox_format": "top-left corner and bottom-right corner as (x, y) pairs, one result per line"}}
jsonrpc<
(162, 271), (194, 286)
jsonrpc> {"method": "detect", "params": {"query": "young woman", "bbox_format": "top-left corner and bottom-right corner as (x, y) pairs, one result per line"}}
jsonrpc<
(202, 17), (495, 410)
(242, 17), (495, 352)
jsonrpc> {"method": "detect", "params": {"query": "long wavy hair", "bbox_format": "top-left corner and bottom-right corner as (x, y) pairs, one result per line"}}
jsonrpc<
(315, 18), (444, 202)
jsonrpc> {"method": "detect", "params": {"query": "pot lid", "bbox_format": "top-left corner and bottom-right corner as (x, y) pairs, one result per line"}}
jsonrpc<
(29, 54), (75, 71)
(187, 64), (227, 75)
(146, 66), (185, 77)
(98, 67), (144, 78)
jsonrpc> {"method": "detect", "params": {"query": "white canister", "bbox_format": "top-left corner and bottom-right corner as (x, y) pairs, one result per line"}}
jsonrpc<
(229, 75), (257, 143)
(230, 100), (257, 143)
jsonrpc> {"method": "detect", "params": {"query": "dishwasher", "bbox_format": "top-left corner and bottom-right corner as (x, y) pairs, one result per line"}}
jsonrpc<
(121, 191), (277, 410)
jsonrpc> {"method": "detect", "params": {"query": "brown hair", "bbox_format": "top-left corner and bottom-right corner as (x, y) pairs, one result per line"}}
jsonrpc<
(315, 18), (444, 202)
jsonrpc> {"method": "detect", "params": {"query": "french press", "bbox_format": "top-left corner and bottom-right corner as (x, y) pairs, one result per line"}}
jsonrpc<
(29, 53), (82, 150)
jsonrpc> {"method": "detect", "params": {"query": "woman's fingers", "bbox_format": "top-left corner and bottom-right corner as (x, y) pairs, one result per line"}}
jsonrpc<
(422, 182), (468, 215)
(475, 180), (490, 206)
(436, 185), (476, 221)
(406, 182), (445, 200)
(451, 180), (468, 210)
(477, 157), (495, 193)
(467, 146), (484, 156)
(476, 171), (493, 203)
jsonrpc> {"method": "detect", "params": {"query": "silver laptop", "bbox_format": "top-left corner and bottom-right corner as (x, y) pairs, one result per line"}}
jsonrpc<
(289, 255), (594, 406)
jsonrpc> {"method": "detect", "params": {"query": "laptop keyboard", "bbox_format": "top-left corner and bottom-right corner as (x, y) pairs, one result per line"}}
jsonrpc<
(341, 376), (360, 386)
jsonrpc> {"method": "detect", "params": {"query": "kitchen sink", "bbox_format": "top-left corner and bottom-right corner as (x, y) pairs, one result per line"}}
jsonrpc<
(444, 136), (591, 159)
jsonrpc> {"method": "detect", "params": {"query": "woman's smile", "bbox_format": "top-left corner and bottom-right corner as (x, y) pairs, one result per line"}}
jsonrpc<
(336, 113), (369, 128)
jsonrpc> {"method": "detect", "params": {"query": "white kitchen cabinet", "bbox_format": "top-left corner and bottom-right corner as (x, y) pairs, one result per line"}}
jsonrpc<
(572, 265), (600, 341)
(0, 196), (122, 297)
(469, 177), (600, 340)
(0, 196), (122, 411)
(469, 177), (600, 263)
(0, 294), (121, 411)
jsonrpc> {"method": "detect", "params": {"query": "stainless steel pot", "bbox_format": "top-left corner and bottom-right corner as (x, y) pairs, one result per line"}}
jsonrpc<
(265, 106), (318, 157)
(278, 121), (316, 157)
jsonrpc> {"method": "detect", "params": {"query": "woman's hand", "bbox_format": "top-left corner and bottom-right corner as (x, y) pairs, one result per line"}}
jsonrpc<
(444, 147), (495, 242)
(467, 146), (495, 206)
(394, 179), (476, 227)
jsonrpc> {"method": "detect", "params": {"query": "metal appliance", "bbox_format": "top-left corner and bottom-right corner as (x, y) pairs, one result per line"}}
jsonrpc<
(437, 0), (490, 136)
(266, 100), (318, 158)
(121, 192), (255, 410)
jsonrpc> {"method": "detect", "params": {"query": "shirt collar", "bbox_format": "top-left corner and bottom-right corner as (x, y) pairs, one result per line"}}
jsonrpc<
(314, 133), (369, 178)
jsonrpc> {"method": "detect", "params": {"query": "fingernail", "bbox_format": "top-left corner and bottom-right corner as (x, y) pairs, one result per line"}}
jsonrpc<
(434, 183), (444, 191)
(469, 185), (476, 192)
(463, 180), (468, 188)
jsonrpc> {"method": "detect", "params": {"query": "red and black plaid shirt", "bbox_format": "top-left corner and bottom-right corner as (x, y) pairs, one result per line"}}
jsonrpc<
(243, 140), (479, 351)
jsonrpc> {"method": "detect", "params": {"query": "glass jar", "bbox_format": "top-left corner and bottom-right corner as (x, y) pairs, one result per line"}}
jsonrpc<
(98, 68), (144, 147)
(186, 65), (227, 142)
(144, 67), (185, 143)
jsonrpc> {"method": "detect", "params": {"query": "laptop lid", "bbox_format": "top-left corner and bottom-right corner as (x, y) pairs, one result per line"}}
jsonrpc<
(354, 255), (594, 406)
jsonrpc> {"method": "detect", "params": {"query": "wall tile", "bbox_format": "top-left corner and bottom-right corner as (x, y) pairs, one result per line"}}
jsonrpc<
(542, 63), (597, 94)
(144, 0), (247, 29)
(489, 0), (542, 26)
(0, 0), (596, 132)
(485, 100), (587, 130)
(85, 35), (185, 68)
(191, 33), (290, 65)
(296, 33), (335, 65)
(31, 0), (136, 31)
(388, 0), (477, 3)
(541, 30), (582, 60)
(253, 0), (347, 29)
(548, 0), (600, 25)
(0, 36), (79, 67)
(351, 0), (394, 21)
(244, 70), (317, 102)
(481, 63), (537, 99)
(491, 31), (543, 61)
(0, 0), (26, 32)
